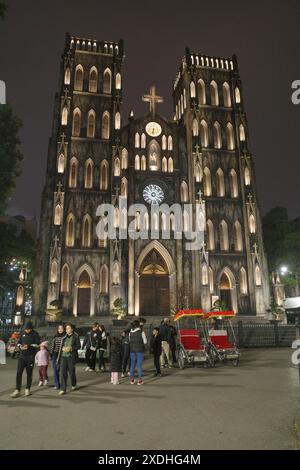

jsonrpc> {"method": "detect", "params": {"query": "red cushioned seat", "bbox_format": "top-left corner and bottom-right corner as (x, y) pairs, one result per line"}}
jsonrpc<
(209, 334), (233, 349)
(179, 329), (204, 350)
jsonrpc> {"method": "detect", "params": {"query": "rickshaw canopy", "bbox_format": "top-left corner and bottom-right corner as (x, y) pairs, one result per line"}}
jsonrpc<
(174, 309), (204, 322)
(204, 310), (235, 319)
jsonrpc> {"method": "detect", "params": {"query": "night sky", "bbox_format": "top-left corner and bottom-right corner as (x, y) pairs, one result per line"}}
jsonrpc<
(1, 0), (299, 221)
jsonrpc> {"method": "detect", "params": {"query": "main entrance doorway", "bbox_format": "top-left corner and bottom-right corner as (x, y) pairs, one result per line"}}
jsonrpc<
(219, 272), (233, 310)
(77, 270), (91, 315)
(139, 250), (170, 316)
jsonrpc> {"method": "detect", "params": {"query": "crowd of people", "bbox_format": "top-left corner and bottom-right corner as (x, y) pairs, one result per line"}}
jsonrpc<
(10, 318), (177, 398)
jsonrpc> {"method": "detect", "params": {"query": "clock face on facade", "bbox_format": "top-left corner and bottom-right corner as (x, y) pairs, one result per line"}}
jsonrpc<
(143, 184), (165, 205)
(145, 122), (162, 137)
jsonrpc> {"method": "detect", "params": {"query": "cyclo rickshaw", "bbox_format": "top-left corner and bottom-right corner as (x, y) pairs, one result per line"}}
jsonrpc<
(204, 310), (240, 366)
(174, 309), (215, 369)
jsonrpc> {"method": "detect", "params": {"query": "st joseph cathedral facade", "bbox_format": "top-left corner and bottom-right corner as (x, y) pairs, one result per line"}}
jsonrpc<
(33, 34), (270, 319)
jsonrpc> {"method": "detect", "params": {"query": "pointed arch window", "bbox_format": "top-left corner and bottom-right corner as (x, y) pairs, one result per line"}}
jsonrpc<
(100, 160), (108, 190)
(168, 157), (173, 173)
(61, 264), (70, 293)
(235, 87), (241, 103)
(115, 72), (122, 90)
(61, 106), (68, 126)
(162, 157), (167, 172)
(141, 133), (146, 149)
(180, 181), (188, 202)
(210, 80), (219, 106)
(82, 215), (92, 247)
(103, 68), (112, 94)
(74, 65), (84, 91)
(89, 67), (98, 93)
(135, 132), (140, 148)
(219, 220), (229, 251)
(234, 221), (243, 251)
(203, 167), (212, 196)
(183, 210), (190, 232)
(239, 124), (246, 141)
(249, 214), (256, 234)
(223, 82), (231, 107)
(64, 67), (71, 85)
(201, 264), (209, 286)
(50, 260), (58, 283)
(226, 122), (235, 150)
(69, 158), (78, 188)
(239, 267), (248, 294)
(198, 78), (206, 105)
(16, 286), (24, 306)
(85, 159), (94, 188)
(115, 112), (121, 130)
(168, 136), (173, 150)
(54, 204), (62, 226)
(244, 167), (251, 186)
(213, 121), (222, 148)
(183, 88), (187, 108)
(135, 155), (140, 170)
(72, 108), (81, 136)
(66, 214), (75, 247)
(100, 265), (109, 293)
(162, 135), (167, 150)
(143, 212), (149, 230)
(216, 168), (225, 197)
(230, 169), (238, 197)
(121, 177), (128, 197)
(195, 163), (202, 182)
(200, 120), (209, 148)
(192, 119), (199, 137)
(101, 111), (110, 139)
(112, 262), (120, 285)
(148, 139), (161, 171)
(255, 265), (262, 286)
(87, 109), (96, 138)
(190, 81), (196, 98)
(141, 155), (146, 171)
(57, 154), (65, 174)
(207, 220), (215, 250)
(121, 148), (128, 169)
(209, 267), (214, 294)
(114, 157), (120, 176)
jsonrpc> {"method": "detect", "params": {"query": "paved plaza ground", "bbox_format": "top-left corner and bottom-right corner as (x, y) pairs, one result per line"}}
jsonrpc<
(0, 348), (299, 450)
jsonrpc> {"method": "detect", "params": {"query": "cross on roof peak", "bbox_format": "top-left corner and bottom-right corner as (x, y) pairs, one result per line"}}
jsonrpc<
(142, 86), (164, 117)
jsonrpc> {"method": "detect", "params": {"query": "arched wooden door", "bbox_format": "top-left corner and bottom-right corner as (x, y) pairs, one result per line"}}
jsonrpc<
(139, 250), (170, 316)
(219, 272), (233, 310)
(77, 270), (91, 315)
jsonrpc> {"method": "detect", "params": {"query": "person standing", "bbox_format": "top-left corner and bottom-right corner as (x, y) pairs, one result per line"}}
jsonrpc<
(50, 324), (65, 389)
(129, 320), (147, 385)
(150, 327), (163, 376)
(169, 324), (178, 364)
(158, 318), (173, 368)
(11, 321), (40, 398)
(83, 323), (100, 372)
(110, 337), (122, 385)
(35, 341), (51, 386)
(57, 323), (81, 396)
(98, 325), (107, 372)
(121, 329), (130, 377)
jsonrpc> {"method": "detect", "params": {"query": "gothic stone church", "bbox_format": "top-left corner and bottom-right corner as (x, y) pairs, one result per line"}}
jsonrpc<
(33, 33), (270, 319)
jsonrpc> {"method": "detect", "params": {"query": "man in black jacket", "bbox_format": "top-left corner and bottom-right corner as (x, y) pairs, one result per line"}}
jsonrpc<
(57, 323), (81, 395)
(150, 327), (162, 376)
(83, 323), (100, 372)
(11, 321), (40, 398)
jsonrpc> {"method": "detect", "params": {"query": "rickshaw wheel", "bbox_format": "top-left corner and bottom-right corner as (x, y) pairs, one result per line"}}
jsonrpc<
(232, 358), (239, 367)
(177, 350), (185, 369)
(208, 356), (215, 368)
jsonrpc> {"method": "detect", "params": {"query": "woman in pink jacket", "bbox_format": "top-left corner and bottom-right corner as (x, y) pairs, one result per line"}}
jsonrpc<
(35, 341), (50, 386)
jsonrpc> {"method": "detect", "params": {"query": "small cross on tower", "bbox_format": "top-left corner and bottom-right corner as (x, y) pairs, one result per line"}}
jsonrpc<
(142, 86), (164, 117)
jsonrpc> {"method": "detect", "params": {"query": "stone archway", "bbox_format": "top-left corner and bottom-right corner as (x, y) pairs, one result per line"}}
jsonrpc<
(135, 240), (176, 316)
(217, 267), (238, 313)
(73, 264), (95, 316)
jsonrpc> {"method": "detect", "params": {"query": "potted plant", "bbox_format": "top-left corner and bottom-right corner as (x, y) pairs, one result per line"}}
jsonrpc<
(111, 298), (127, 325)
(267, 302), (285, 324)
